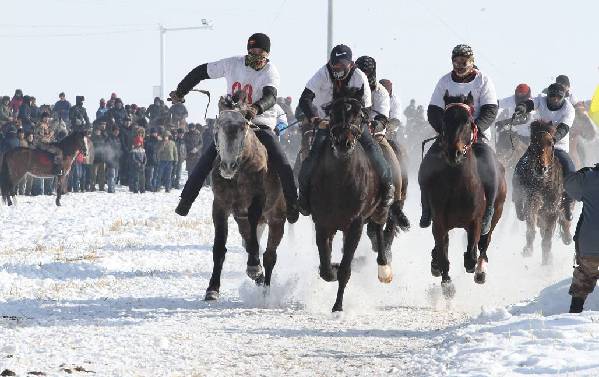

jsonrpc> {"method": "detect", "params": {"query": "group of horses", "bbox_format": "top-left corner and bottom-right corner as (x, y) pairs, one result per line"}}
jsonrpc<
(0, 88), (576, 312)
(200, 88), (574, 312)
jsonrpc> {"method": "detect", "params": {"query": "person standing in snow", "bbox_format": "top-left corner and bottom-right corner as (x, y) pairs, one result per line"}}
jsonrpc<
(564, 164), (599, 313)
(419, 44), (499, 236)
(169, 33), (299, 223)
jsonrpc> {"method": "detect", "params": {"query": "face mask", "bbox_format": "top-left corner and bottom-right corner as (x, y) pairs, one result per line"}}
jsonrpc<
(332, 68), (348, 80)
(245, 54), (268, 70)
(547, 95), (565, 110)
(452, 58), (474, 77)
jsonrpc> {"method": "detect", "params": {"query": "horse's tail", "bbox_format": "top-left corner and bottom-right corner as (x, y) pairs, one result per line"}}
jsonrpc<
(0, 152), (12, 204)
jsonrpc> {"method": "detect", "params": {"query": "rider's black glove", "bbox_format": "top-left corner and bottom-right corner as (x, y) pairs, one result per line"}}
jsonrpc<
(514, 103), (527, 116)
(169, 91), (184, 104)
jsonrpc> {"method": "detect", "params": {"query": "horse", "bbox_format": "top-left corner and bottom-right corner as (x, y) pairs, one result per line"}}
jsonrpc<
(495, 116), (529, 178)
(0, 131), (88, 206)
(513, 120), (572, 265)
(307, 87), (406, 312)
(419, 91), (507, 295)
(204, 92), (287, 301)
(569, 110), (597, 169)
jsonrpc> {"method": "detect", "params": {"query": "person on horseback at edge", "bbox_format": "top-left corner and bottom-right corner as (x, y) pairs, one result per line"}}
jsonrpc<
(170, 33), (300, 224)
(420, 44), (499, 236)
(512, 82), (576, 221)
(297, 45), (395, 216)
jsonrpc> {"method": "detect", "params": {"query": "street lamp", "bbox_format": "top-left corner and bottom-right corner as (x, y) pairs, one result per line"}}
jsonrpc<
(327, 0), (333, 58)
(159, 21), (213, 99)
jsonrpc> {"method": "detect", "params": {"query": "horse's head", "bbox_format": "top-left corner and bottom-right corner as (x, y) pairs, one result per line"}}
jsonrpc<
(528, 120), (556, 177)
(215, 91), (251, 179)
(441, 90), (476, 166)
(323, 87), (364, 159)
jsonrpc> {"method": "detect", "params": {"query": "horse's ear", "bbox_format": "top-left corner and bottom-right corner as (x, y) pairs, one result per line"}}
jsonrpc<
(466, 92), (474, 106)
(218, 96), (227, 112)
(443, 90), (450, 105)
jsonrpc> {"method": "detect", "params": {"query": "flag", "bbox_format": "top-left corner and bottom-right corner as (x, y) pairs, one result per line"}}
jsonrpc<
(590, 85), (599, 127)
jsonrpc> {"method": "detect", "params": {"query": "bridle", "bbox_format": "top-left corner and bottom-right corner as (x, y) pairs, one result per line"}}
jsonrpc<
(444, 102), (478, 156)
(530, 129), (555, 171)
(327, 97), (364, 149)
(214, 109), (250, 164)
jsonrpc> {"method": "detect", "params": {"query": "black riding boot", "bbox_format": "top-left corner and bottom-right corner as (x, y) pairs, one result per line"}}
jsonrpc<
(569, 296), (585, 313)
(513, 152), (528, 221)
(298, 128), (328, 216)
(562, 194), (574, 222)
(254, 127), (299, 224)
(555, 149), (576, 221)
(176, 142), (217, 216)
(418, 141), (441, 228)
(473, 142), (498, 235)
(359, 126), (394, 210)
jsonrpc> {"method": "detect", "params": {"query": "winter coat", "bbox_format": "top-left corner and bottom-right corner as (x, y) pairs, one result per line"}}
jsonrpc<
(91, 133), (106, 163)
(175, 138), (187, 161)
(144, 136), (159, 165)
(69, 105), (90, 129)
(1, 133), (19, 152)
(9, 97), (23, 115)
(0, 104), (12, 124)
(146, 104), (162, 121)
(169, 103), (188, 122)
(119, 125), (135, 152)
(109, 107), (128, 127)
(565, 168), (599, 256)
(156, 139), (178, 162)
(34, 124), (55, 145)
(96, 107), (109, 122)
(129, 147), (147, 170)
(105, 135), (123, 168)
(53, 99), (71, 122)
(184, 129), (202, 156)
(18, 103), (33, 132)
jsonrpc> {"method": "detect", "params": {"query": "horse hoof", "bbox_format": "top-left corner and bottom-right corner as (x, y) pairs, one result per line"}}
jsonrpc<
(246, 265), (264, 283)
(541, 253), (553, 266)
(522, 246), (533, 257)
(332, 304), (343, 312)
(441, 279), (456, 298)
(319, 264), (338, 282)
(561, 230), (572, 245)
(474, 272), (486, 284)
(204, 290), (219, 301)
(431, 265), (441, 277)
(378, 265), (393, 284)
(464, 258), (476, 273)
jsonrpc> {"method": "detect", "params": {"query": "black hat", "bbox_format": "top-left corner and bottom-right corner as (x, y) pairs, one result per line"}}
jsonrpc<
(330, 44), (352, 65)
(247, 33), (270, 53)
(59, 92), (65, 97)
(76, 95), (84, 102)
(556, 75), (570, 88)
(547, 83), (566, 98)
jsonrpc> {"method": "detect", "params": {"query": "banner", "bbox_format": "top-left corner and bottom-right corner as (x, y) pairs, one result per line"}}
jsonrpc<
(590, 85), (599, 127)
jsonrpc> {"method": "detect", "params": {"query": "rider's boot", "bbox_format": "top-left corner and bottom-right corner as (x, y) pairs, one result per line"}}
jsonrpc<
(298, 128), (328, 217)
(562, 193), (574, 221)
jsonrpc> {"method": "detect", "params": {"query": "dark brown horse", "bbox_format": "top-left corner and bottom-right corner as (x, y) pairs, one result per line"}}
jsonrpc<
(307, 87), (405, 312)
(205, 92), (287, 300)
(419, 92), (506, 295)
(0, 131), (88, 206)
(513, 120), (571, 265)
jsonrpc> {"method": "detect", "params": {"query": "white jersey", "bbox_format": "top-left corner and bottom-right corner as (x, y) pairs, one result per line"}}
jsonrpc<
(305, 65), (372, 118)
(430, 70), (498, 140)
(207, 55), (280, 129)
(532, 94), (575, 152)
(497, 95), (535, 137)
(370, 82), (390, 120)
(274, 104), (288, 126)
(389, 94), (402, 122)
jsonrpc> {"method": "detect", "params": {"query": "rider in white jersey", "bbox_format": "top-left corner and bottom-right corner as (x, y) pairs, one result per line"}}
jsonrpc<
(496, 83), (535, 139)
(170, 33), (299, 223)
(419, 44), (500, 235)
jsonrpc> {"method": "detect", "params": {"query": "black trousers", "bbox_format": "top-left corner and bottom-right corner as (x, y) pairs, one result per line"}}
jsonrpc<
(180, 127), (297, 205)
(298, 126), (392, 196)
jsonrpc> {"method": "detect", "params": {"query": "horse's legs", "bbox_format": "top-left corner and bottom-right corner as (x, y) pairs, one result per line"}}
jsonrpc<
(541, 214), (558, 265)
(316, 224), (336, 282)
(206, 204), (230, 300)
(244, 197), (265, 283)
(333, 219), (363, 312)
(369, 221), (392, 283)
(432, 222), (454, 296)
(263, 219), (285, 287)
(55, 175), (63, 206)
(523, 207), (537, 257)
(464, 225), (480, 273)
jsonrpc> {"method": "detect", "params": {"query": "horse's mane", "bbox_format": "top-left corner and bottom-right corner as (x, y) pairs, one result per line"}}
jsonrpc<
(530, 120), (555, 136)
(53, 130), (84, 149)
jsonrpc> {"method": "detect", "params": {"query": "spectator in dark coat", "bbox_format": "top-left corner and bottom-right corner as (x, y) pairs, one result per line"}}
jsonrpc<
(144, 128), (159, 191)
(129, 136), (147, 193)
(565, 164), (599, 313)
(18, 95), (34, 133)
(53, 92), (71, 124)
(9, 89), (23, 116)
(96, 98), (109, 122)
(69, 96), (91, 131)
(105, 127), (123, 193)
(184, 123), (203, 173)
(172, 128), (187, 189)
(91, 123), (107, 191)
(108, 98), (128, 128)
(1, 124), (20, 152)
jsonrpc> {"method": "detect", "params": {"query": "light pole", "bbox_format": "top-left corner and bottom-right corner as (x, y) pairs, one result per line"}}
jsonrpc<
(327, 0), (333, 58)
(159, 20), (213, 99)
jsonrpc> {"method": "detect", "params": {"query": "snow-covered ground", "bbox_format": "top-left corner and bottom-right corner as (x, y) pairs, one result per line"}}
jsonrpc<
(1, 179), (598, 376)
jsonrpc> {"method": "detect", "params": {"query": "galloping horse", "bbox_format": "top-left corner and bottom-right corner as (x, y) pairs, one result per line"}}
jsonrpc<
(495, 115), (528, 179)
(307, 87), (405, 312)
(513, 120), (572, 265)
(205, 92), (287, 300)
(419, 92), (506, 295)
(0, 131), (88, 206)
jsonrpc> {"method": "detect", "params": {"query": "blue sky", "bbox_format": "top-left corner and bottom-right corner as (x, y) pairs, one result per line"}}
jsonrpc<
(2, 0), (597, 121)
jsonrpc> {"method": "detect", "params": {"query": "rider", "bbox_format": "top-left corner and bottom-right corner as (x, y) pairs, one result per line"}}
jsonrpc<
(496, 83), (534, 141)
(513, 82), (576, 221)
(379, 78), (403, 141)
(420, 44), (499, 236)
(297, 45), (395, 216)
(170, 33), (299, 223)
